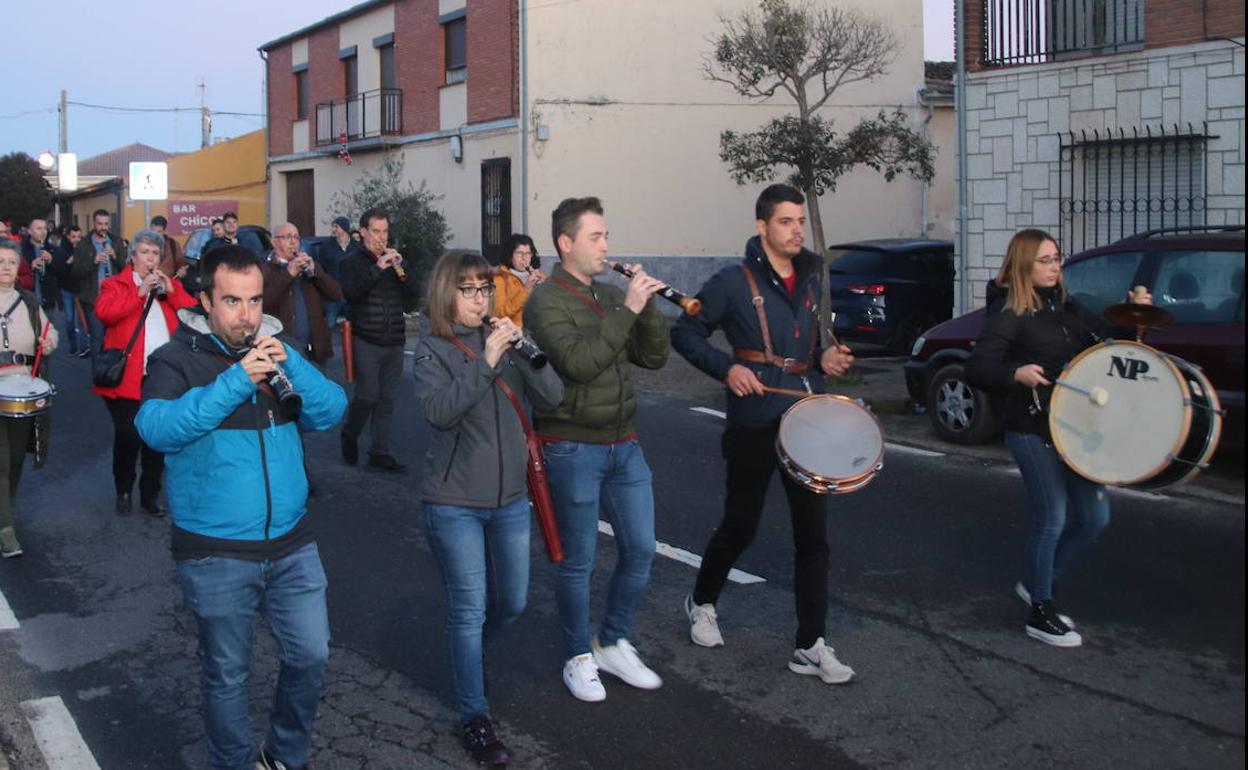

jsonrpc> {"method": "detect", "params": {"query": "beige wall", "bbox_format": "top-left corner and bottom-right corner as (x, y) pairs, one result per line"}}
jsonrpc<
(523, 0), (930, 257)
(924, 104), (957, 240)
(339, 5), (396, 95)
(269, 127), (520, 250)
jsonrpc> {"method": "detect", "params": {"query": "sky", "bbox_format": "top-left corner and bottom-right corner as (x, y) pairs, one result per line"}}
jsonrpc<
(2, 0), (957, 162)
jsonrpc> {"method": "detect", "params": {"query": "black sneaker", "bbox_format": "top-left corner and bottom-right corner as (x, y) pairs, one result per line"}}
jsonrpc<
(1026, 601), (1082, 647)
(115, 493), (132, 515)
(462, 715), (510, 766)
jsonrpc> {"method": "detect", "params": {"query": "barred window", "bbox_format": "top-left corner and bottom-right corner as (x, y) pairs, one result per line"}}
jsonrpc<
(1058, 124), (1212, 254)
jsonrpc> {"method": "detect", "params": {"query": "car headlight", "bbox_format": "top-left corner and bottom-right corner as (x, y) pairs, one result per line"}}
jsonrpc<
(910, 334), (927, 358)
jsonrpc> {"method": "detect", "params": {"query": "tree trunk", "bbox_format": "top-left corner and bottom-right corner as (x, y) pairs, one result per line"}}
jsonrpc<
(805, 187), (833, 346)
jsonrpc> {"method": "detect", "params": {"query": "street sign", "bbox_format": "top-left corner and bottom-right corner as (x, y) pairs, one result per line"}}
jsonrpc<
(129, 162), (168, 200)
(57, 153), (77, 192)
(166, 200), (238, 235)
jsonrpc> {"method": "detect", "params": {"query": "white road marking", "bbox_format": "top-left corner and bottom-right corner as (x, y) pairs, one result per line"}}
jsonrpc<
(597, 520), (765, 585)
(21, 696), (101, 770)
(690, 406), (727, 419)
(0, 585), (18, 630)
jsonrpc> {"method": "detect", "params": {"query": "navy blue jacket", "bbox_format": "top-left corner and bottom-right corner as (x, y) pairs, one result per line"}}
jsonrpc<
(672, 236), (826, 428)
(136, 310), (347, 559)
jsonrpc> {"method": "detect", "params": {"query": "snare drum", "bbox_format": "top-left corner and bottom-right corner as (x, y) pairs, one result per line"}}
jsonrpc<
(1049, 340), (1222, 490)
(0, 374), (55, 418)
(775, 395), (884, 495)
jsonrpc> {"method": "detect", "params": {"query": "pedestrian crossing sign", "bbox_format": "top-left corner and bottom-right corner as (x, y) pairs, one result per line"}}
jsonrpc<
(129, 162), (169, 200)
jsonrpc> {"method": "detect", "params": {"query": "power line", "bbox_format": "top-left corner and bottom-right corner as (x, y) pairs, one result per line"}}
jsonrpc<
(0, 107), (56, 121)
(66, 100), (264, 117)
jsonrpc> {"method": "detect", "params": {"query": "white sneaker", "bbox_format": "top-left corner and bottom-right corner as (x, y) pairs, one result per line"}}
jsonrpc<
(1015, 582), (1075, 628)
(788, 638), (855, 684)
(562, 653), (606, 702)
(684, 595), (724, 648)
(592, 638), (663, 690)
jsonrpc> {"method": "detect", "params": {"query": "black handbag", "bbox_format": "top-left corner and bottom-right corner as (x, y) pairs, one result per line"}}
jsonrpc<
(91, 294), (157, 388)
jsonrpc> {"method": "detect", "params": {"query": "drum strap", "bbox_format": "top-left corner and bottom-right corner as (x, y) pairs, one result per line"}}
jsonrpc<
(736, 265), (816, 375)
(1, 296), (24, 351)
(550, 277), (606, 319)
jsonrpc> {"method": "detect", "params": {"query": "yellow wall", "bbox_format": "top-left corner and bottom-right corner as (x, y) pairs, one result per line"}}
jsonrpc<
(121, 130), (267, 243)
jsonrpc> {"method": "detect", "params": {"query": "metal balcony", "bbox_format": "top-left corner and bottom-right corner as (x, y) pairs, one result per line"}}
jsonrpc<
(315, 88), (403, 146)
(981, 0), (1144, 67)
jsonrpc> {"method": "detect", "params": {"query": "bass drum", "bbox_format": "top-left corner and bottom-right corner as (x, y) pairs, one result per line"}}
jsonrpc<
(1049, 340), (1221, 490)
(775, 395), (884, 495)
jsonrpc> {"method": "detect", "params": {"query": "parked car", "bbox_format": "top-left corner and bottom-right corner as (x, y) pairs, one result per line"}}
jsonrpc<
(905, 226), (1245, 448)
(828, 239), (956, 354)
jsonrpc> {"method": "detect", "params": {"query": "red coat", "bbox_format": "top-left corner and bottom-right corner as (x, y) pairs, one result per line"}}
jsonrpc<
(91, 266), (197, 400)
(18, 257), (34, 291)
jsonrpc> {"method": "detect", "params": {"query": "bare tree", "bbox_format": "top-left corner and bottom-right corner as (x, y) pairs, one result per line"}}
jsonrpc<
(705, 0), (935, 329)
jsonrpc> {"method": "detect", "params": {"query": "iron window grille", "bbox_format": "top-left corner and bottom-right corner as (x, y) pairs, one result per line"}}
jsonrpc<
(1058, 123), (1214, 254)
(982, 0), (1144, 66)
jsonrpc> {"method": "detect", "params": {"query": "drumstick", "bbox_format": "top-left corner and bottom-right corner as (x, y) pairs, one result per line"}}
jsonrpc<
(1053, 379), (1109, 407)
(760, 385), (818, 400)
(31, 319), (51, 376)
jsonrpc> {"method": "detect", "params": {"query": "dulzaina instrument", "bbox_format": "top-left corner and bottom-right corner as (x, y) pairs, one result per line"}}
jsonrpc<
(609, 262), (701, 315)
(761, 387), (885, 495)
(0, 374), (55, 418)
(1048, 299), (1222, 490)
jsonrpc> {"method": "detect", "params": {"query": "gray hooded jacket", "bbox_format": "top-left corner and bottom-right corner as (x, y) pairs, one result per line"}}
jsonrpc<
(413, 324), (565, 508)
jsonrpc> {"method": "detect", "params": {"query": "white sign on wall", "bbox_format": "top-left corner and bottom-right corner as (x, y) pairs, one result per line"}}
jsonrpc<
(129, 162), (168, 200)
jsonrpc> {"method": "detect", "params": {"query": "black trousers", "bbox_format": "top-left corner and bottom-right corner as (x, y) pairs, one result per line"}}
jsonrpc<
(0, 417), (32, 531)
(104, 397), (163, 502)
(343, 336), (404, 456)
(693, 424), (830, 649)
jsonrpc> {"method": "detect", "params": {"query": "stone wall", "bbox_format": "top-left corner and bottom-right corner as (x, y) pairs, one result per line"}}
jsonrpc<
(961, 39), (1244, 307)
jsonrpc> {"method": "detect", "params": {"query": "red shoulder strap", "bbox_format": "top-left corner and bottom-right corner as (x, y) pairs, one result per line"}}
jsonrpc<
(450, 337), (533, 434)
(550, 276), (606, 319)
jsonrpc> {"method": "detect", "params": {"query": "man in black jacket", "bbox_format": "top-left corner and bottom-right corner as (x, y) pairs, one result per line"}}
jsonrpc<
(50, 225), (89, 355)
(338, 209), (417, 472)
(671, 184), (857, 685)
(19, 219), (56, 311)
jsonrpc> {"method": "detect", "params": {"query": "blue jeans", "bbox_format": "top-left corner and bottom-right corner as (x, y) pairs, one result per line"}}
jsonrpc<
(544, 439), (656, 658)
(322, 299), (345, 327)
(83, 299), (105, 353)
(424, 497), (530, 723)
(60, 291), (89, 353)
(1005, 431), (1111, 603)
(176, 542), (330, 770)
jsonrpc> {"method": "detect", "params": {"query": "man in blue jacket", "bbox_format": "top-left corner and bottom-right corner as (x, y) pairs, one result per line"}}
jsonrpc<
(136, 245), (347, 770)
(671, 184), (857, 685)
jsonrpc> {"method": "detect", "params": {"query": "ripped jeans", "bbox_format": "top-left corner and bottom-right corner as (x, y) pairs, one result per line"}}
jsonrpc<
(1005, 431), (1111, 603)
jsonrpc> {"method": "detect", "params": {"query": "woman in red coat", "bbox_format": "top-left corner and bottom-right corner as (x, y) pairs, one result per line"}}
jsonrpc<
(92, 229), (197, 516)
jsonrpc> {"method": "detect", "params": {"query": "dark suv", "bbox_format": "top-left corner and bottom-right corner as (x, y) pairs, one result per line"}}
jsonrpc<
(905, 226), (1245, 447)
(828, 239), (956, 353)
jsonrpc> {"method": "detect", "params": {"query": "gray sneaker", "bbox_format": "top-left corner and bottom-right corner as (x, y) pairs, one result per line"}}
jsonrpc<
(0, 527), (22, 558)
(789, 638), (855, 684)
(684, 595), (724, 647)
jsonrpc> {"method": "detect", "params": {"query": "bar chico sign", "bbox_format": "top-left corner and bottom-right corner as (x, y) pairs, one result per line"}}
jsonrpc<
(168, 200), (238, 235)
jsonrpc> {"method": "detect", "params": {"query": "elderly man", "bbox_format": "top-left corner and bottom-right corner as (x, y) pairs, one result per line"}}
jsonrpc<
(262, 223), (343, 364)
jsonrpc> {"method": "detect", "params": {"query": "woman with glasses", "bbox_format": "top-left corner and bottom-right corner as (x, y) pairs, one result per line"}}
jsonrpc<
(966, 229), (1151, 648)
(491, 234), (545, 328)
(412, 250), (563, 766)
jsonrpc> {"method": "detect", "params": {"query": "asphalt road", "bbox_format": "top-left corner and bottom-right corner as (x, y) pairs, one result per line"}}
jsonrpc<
(0, 345), (1243, 769)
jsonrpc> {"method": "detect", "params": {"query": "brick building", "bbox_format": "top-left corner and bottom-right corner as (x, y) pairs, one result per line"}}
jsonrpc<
(959, 0), (1245, 306)
(262, 0), (936, 282)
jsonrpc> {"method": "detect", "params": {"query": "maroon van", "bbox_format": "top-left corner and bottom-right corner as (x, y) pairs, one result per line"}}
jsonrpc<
(905, 226), (1245, 448)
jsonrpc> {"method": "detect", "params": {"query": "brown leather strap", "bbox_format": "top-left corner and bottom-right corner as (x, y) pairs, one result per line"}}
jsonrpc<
(450, 337), (533, 435)
(739, 265), (774, 360)
(550, 277), (606, 319)
(732, 348), (811, 374)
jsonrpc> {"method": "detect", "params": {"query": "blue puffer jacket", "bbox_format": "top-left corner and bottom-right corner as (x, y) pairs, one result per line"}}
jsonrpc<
(136, 309), (347, 558)
(671, 236), (826, 428)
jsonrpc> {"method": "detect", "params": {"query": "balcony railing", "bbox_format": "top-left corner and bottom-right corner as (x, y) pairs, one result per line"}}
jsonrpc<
(315, 88), (403, 146)
(981, 0), (1144, 67)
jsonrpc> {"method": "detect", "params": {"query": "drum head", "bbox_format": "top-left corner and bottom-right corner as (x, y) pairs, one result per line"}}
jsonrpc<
(1050, 341), (1188, 485)
(777, 396), (884, 482)
(0, 374), (51, 397)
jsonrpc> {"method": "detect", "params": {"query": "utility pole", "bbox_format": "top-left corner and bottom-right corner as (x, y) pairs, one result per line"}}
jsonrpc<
(58, 89), (67, 153)
(198, 78), (211, 147)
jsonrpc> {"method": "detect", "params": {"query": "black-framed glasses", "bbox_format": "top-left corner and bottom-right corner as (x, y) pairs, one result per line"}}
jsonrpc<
(457, 284), (496, 299)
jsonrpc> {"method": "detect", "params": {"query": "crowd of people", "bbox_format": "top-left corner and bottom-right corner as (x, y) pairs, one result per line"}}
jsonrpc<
(0, 185), (1153, 769)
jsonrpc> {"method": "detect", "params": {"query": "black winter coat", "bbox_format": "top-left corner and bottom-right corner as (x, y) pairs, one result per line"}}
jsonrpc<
(339, 250), (419, 346)
(965, 280), (1119, 438)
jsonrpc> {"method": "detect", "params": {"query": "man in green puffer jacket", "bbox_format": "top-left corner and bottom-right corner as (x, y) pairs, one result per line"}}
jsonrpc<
(524, 196), (669, 704)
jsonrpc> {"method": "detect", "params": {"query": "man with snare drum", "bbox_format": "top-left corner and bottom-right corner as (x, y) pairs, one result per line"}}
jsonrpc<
(671, 184), (856, 684)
